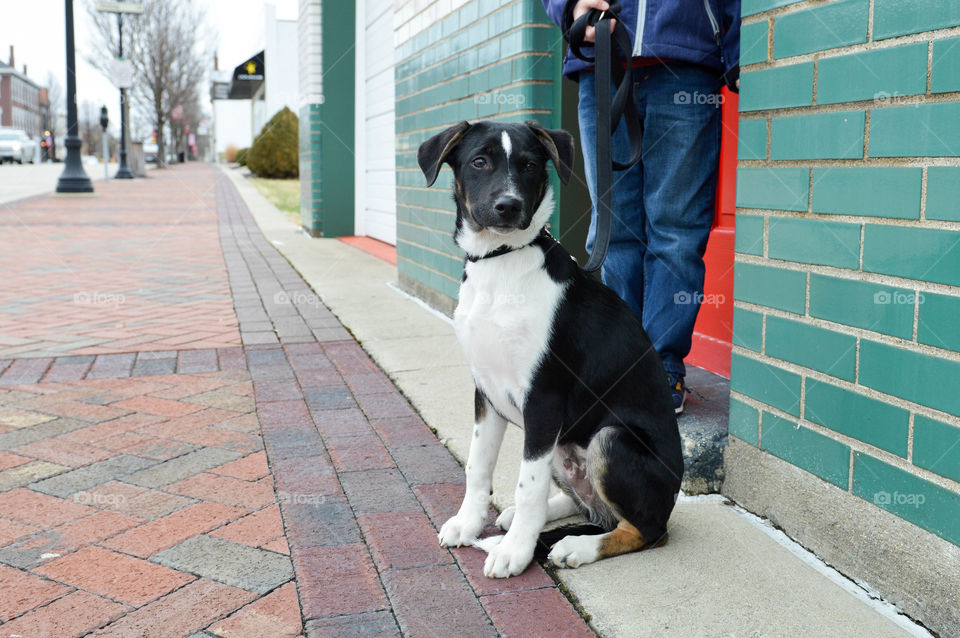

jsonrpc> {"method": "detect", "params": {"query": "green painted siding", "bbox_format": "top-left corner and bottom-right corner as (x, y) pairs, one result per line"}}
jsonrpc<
(770, 111), (865, 160)
(808, 274), (915, 340)
(767, 217), (861, 269)
(734, 214), (764, 256)
(729, 397), (760, 445)
(761, 412), (851, 488)
(811, 167), (922, 219)
(394, 0), (561, 306)
(737, 119), (767, 160)
(733, 262), (806, 314)
(730, 353), (802, 416)
(734, 0), (960, 549)
(738, 63), (813, 112)
(873, 0), (960, 40)
(735, 167), (809, 211)
(817, 43), (928, 105)
(732, 307), (764, 352)
(853, 452), (960, 546)
(805, 380), (909, 456)
(913, 415), (960, 484)
(740, 21), (769, 66)
(773, 0), (868, 59)
(764, 315), (857, 381)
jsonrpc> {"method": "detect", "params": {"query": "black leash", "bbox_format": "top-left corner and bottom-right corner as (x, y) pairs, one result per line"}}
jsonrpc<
(564, 2), (643, 272)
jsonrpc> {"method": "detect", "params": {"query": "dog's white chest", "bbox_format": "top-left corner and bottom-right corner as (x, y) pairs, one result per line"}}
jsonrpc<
(454, 248), (566, 426)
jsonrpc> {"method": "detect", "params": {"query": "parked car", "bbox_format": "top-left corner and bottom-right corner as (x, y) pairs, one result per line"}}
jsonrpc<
(143, 142), (159, 163)
(0, 129), (38, 164)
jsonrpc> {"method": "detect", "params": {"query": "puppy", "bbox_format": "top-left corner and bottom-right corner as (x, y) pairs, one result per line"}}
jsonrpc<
(418, 120), (683, 578)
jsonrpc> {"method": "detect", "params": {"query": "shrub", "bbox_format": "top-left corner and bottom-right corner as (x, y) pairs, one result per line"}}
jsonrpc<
(224, 145), (238, 163)
(236, 147), (248, 166)
(246, 107), (299, 178)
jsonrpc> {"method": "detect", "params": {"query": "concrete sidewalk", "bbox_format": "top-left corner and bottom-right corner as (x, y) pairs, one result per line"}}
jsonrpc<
(221, 164), (930, 637)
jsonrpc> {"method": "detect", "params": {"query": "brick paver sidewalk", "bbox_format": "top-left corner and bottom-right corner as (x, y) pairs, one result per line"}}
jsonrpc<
(0, 166), (594, 637)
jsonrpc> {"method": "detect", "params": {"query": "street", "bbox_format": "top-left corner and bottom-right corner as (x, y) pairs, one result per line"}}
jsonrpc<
(0, 161), (124, 205)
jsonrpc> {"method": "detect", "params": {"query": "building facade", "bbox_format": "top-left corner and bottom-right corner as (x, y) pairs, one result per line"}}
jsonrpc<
(727, 0), (960, 633)
(297, 2), (960, 634)
(0, 47), (42, 137)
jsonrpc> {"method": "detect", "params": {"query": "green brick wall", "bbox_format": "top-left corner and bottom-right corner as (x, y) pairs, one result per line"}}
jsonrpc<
(734, 0), (960, 549)
(394, 0), (562, 308)
(299, 104), (323, 234)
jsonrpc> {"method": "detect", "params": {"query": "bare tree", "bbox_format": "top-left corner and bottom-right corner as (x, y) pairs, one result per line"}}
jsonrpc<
(43, 72), (64, 138)
(85, 0), (210, 168)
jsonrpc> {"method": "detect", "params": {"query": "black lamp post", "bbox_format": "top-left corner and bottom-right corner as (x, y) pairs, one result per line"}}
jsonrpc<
(114, 12), (133, 179)
(56, 0), (94, 193)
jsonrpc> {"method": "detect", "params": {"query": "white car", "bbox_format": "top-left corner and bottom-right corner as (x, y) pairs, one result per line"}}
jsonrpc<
(0, 129), (38, 164)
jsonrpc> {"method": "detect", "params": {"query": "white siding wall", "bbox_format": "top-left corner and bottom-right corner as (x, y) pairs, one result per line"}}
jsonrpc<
(355, 0), (397, 244)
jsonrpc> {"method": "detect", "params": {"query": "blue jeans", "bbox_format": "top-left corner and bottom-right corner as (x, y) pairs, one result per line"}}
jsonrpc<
(579, 63), (721, 378)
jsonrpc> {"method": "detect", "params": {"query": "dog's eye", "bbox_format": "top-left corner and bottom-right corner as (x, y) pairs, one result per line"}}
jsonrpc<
(524, 161), (537, 171)
(471, 157), (487, 169)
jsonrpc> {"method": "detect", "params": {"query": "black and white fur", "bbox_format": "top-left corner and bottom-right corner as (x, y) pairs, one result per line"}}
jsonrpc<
(418, 120), (683, 578)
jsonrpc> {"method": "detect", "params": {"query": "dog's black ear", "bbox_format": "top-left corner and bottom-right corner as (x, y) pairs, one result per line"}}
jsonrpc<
(525, 120), (575, 185)
(418, 121), (471, 187)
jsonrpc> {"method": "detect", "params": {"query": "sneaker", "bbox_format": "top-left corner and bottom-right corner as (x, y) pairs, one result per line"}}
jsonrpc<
(667, 373), (687, 416)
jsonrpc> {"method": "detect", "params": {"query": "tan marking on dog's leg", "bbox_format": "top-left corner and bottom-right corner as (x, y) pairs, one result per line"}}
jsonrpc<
(597, 520), (647, 559)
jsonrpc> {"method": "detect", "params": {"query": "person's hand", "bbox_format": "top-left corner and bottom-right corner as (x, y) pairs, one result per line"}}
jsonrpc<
(573, 0), (616, 43)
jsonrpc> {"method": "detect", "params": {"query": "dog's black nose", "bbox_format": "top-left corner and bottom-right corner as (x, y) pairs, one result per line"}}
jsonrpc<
(494, 197), (522, 218)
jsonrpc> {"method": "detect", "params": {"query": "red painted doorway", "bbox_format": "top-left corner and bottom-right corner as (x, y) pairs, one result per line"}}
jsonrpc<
(686, 87), (738, 378)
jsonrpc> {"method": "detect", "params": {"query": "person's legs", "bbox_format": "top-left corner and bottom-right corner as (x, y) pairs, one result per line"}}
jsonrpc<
(579, 71), (646, 319)
(636, 63), (722, 379)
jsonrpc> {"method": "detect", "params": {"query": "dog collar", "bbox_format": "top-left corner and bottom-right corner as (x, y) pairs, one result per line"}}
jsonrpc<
(465, 229), (552, 263)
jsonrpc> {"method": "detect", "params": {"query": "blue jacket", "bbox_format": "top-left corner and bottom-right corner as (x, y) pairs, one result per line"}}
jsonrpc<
(541, 0), (740, 88)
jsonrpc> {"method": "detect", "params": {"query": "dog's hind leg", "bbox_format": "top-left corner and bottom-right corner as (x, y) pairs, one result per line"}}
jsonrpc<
(438, 388), (507, 547)
(545, 424), (680, 568)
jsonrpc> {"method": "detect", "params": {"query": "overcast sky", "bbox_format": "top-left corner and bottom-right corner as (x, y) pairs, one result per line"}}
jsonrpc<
(0, 0), (297, 129)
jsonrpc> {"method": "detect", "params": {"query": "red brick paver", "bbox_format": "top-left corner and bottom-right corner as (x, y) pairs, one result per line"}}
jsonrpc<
(0, 166), (595, 637)
(0, 167), (239, 359)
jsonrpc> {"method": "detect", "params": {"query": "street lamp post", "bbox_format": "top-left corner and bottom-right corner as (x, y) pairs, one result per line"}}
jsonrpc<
(56, 0), (94, 193)
(114, 12), (133, 179)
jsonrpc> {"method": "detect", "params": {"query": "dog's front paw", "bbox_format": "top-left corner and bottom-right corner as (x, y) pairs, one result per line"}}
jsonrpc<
(495, 506), (515, 531)
(483, 535), (535, 578)
(547, 535), (599, 569)
(438, 513), (483, 548)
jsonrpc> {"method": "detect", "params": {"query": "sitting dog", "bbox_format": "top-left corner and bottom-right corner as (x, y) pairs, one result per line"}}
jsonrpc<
(418, 120), (683, 578)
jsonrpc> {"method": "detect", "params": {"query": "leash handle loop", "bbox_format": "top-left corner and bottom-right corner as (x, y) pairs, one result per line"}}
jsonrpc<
(565, 3), (643, 273)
